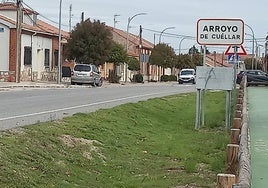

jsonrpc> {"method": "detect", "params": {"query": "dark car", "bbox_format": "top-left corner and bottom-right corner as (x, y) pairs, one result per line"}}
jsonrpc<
(236, 71), (245, 84)
(238, 70), (268, 86)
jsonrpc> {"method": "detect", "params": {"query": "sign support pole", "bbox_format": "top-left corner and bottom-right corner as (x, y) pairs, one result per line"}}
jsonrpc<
(195, 89), (201, 129)
(201, 45), (207, 126)
(225, 46), (238, 129)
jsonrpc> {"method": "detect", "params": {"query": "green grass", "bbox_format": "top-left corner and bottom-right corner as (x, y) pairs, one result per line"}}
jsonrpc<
(0, 91), (229, 188)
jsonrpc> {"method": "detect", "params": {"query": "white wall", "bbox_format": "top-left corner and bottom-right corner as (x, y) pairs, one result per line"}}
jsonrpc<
(0, 10), (16, 21)
(0, 23), (9, 71)
(21, 34), (53, 79)
(165, 68), (171, 75)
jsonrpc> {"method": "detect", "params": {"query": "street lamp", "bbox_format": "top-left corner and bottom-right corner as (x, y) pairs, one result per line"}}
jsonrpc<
(158, 27), (175, 44)
(245, 24), (255, 70)
(178, 36), (195, 55)
(57, 0), (62, 84)
(126, 13), (147, 52)
(125, 13), (146, 82)
(245, 33), (259, 68)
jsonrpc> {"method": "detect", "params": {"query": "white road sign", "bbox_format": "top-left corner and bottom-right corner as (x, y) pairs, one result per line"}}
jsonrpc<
(197, 19), (244, 45)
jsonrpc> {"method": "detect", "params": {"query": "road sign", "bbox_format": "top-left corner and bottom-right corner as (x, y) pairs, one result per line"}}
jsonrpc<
(227, 54), (240, 64)
(197, 19), (244, 45)
(196, 66), (234, 90)
(225, 45), (247, 55)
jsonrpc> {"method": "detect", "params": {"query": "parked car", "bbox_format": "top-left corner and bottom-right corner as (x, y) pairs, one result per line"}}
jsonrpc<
(71, 64), (103, 87)
(178, 69), (196, 84)
(237, 70), (268, 86)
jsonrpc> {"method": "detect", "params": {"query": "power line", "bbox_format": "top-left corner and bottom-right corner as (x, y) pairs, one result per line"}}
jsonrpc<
(142, 27), (195, 39)
(22, 1), (68, 28)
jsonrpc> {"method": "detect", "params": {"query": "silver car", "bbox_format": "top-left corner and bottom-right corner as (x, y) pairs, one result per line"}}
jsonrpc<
(71, 64), (103, 87)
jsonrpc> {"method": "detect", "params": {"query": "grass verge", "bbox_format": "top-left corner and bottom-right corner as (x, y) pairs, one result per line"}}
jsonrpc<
(0, 91), (229, 187)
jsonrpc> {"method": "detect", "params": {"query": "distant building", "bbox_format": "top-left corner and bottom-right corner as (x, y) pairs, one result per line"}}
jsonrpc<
(106, 26), (164, 82)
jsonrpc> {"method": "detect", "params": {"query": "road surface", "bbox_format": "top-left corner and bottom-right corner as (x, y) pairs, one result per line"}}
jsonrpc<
(0, 83), (195, 130)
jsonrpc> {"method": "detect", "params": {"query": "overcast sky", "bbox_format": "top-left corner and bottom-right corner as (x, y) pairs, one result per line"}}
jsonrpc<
(22, 0), (268, 55)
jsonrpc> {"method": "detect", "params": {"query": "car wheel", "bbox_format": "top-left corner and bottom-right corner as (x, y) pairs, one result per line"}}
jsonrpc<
(96, 78), (103, 87)
(91, 80), (96, 87)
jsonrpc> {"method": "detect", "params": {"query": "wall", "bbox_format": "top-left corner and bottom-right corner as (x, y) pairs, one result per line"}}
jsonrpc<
(18, 34), (54, 81)
(33, 35), (53, 80)
(0, 10), (16, 20)
(0, 23), (9, 70)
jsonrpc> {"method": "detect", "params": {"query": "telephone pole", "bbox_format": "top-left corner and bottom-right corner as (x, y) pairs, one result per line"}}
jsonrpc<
(16, 0), (22, 83)
(113, 14), (120, 28)
(69, 4), (72, 32)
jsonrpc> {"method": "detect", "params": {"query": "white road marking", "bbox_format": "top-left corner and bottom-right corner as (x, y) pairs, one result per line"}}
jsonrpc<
(0, 91), (177, 121)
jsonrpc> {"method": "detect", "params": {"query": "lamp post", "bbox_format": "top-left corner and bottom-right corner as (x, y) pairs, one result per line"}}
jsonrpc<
(158, 27), (175, 44)
(125, 13), (146, 82)
(178, 36), (195, 55)
(245, 24), (255, 70)
(246, 33), (258, 69)
(57, 0), (62, 84)
(126, 13), (147, 52)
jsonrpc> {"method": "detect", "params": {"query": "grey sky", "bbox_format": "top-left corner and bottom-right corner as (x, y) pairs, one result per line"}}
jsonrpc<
(22, 0), (268, 54)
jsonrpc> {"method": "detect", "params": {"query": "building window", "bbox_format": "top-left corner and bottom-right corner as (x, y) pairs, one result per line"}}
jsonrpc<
(54, 50), (59, 67)
(24, 46), (32, 65)
(44, 49), (50, 67)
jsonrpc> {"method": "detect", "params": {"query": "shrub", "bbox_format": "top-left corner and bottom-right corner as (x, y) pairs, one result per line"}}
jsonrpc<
(169, 75), (177, 81)
(108, 70), (121, 83)
(160, 75), (177, 82)
(132, 74), (143, 83)
(161, 75), (169, 82)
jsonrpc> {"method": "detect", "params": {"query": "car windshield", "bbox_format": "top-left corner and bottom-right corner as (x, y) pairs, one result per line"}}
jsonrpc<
(181, 70), (194, 75)
(74, 65), (91, 72)
(257, 71), (266, 76)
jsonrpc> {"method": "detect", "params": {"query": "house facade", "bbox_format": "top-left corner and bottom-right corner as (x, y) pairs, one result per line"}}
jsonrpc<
(104, 26), (164, 82)
(0, 2), (69, 82)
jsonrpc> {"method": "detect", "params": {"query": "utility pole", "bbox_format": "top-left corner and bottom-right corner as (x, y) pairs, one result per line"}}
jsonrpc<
(69, 4), (72, 32)
(113, 14), (120, 28)
(81, 12), (84, 22)
(57, 0), (62, 84)
(139, 25), (142, 73)
(265, 34), (268, 72)
(16, 0), (22, 83)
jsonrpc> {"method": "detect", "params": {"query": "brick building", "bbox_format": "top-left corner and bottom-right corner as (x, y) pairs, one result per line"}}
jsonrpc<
(0, 2), (69, 82)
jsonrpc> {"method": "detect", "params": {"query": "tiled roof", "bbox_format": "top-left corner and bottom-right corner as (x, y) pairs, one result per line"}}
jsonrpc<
(0, 13), (15, 25)
(0, 2), (38, 15)
(0, 3), (69, 38)
(205, 53), (255, 67)
(33, 19), (69, 38)
(109, 26), (154, 49)
(206, 53), (232, 67)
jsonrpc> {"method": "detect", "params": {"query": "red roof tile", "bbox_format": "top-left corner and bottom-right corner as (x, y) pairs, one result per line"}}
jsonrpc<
(0, 2), (38, 15)
(109, 26), (154, 49)
(0, 3), (69, 38)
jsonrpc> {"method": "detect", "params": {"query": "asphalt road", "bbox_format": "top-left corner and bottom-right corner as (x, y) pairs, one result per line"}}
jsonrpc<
(0, 83), (195, 130)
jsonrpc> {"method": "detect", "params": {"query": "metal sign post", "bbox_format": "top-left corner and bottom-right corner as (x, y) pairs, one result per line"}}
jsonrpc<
(195, 18), (244, 129)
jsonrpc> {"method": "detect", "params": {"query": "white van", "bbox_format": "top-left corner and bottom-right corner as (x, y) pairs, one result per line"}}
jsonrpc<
(178, 69), (196, 84)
